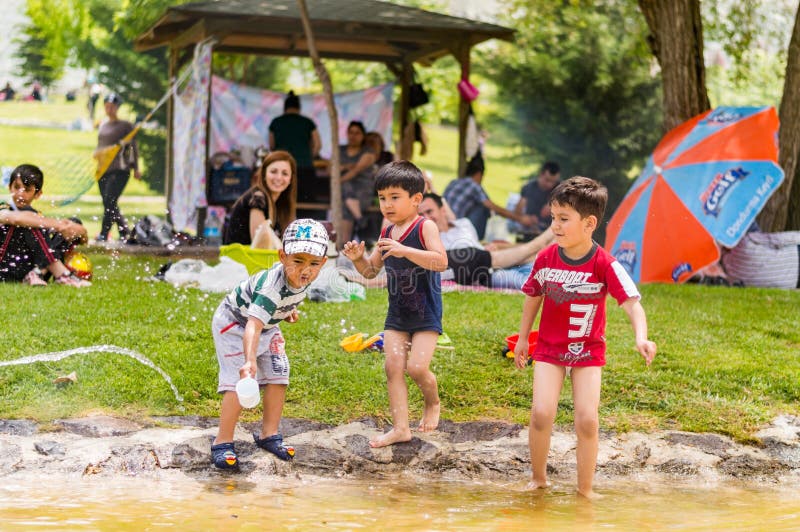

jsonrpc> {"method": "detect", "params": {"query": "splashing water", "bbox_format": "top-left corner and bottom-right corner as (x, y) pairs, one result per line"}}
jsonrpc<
(0, 345), (184, 403)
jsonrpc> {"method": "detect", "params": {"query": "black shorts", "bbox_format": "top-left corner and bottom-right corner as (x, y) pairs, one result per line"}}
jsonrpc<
(446, 247), (492, 287)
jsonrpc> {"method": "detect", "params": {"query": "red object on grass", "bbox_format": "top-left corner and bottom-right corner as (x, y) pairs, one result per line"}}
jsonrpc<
(506, 331), (539, 355)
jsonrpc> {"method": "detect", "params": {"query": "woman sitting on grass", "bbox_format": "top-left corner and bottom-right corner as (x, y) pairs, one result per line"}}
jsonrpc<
(223, 150), (297, 249)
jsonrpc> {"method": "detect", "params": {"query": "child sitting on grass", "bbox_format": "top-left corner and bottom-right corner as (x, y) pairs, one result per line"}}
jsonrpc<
(342, 161), (448, 448)
(210, 218), (329, 470)
(0, 164), (90, 287)
(514, 176), (656, 498)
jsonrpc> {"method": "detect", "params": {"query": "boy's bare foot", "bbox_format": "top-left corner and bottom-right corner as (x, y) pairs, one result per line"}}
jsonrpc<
(417, 402), (440, 432)
(369, 428), (412, 448)
(577, 488), (602, 500)
(524, 480), (550, 491)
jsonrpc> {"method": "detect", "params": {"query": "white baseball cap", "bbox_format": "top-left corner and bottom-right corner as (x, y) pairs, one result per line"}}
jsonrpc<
(282, 219), (329, 257)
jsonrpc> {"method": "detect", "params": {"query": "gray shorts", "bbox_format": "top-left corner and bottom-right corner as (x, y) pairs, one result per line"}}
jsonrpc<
(212, 308), (290, 392)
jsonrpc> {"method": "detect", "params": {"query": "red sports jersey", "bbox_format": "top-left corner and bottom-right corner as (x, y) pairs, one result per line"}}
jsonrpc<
(521, 243), (640, 367)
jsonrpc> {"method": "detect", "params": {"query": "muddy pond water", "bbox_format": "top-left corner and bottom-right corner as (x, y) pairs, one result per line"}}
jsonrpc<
(1, 475), (797, 530)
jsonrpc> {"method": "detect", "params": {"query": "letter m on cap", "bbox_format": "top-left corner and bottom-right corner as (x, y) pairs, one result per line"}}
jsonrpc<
(295, 225), (312, 239)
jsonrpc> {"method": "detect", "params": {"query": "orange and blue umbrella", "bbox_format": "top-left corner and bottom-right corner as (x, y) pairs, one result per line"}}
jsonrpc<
(606, 106), (783, 284)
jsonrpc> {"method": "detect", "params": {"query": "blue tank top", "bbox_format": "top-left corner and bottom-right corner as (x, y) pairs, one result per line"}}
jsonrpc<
(381, 216), (443, 334)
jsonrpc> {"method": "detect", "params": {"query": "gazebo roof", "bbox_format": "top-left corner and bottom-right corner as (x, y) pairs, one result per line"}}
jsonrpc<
(135, 0), (514, 64)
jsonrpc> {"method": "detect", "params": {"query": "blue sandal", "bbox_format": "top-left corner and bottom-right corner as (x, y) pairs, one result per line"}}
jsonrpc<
(253, 432), (295, 461)
(211, 442), (239, 470)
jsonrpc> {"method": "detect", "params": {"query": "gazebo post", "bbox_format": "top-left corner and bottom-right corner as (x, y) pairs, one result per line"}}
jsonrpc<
(165, 47), (177, 225)
(399, 63), (412, 160)
(455, 42), (471, 178)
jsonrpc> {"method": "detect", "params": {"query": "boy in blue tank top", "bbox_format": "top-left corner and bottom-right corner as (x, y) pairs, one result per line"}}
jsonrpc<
(343, 161), (448, 448)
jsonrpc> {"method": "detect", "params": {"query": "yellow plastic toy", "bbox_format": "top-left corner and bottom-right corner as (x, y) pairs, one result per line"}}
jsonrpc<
(339, 332), (384, 352)
(341, 332), (454, 352)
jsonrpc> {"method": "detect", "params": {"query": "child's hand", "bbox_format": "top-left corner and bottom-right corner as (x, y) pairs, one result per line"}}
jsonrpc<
(56, 219), (85, 241)
(376, 237), (405, 259)
(342, 240), (365, 261)
(239, 360), (256, 379)
(637, 339), (657, 366)
(513, 340), (529, 370)
(285, 309), (299, 323)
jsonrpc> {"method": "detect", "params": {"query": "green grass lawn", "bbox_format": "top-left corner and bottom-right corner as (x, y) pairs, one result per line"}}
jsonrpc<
(0, 251), (797, 443)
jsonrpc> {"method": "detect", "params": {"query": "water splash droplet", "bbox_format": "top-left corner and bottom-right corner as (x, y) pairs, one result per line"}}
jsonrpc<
(0, 345), (184, 402)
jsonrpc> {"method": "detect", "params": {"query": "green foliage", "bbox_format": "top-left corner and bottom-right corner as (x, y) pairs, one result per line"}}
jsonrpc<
(213, 54), (286, 88)
(13, 22), (59, 88)
(480, 0), (663, 225)
(703, 0), (797, 86)
(0, 254), (798, 442)
(13, 0), (91, 87)
(702, 1), (794, 108)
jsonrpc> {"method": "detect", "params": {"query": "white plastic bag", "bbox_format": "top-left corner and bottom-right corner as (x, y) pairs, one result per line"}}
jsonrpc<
(163, 257), (248, 292)
(308, 264), (366, 302)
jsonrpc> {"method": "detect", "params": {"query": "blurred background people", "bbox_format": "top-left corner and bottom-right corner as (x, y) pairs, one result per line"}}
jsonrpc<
(443, 154), (533, 240)
(94, 92), (139, 243)
(269, 91), (321, 205)
(339, 120), (377, 242)
(224, 150), (297, 249)
(512, 160), (560, 239)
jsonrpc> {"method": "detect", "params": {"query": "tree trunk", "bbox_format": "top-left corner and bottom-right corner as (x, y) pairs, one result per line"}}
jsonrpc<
(297, 0), (342, 245)
(759, 6), (800, 231)
(638, 0), (711, 131)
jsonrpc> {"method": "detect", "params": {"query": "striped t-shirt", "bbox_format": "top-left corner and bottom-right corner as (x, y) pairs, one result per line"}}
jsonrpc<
(221, 263), (308, 328)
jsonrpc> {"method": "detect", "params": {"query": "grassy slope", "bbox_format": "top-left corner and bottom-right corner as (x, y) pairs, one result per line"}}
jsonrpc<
(0, 252), (797, 442)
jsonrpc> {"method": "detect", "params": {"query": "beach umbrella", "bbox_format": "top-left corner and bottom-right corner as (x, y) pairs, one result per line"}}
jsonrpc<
(606, 106), (784, 283)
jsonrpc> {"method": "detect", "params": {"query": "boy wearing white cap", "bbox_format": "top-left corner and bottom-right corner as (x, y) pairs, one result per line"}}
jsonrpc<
(210, 218), (328, 469)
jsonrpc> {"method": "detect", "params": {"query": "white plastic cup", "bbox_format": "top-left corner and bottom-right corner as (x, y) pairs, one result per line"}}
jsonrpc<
(235, 377), (260, 408)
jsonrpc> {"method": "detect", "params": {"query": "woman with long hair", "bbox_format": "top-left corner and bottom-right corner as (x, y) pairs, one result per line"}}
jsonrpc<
(223, 150), (297, 249)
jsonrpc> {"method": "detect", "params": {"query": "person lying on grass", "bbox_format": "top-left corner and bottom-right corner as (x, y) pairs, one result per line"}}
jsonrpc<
(0, 163), (90, 287)
(210, 218), (329, 470)
(342, 161), (448, 448)
(514, 176), (656, 499)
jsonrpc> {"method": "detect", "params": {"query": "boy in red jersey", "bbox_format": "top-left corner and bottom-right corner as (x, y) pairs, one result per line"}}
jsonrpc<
(514, 176), (656, 498)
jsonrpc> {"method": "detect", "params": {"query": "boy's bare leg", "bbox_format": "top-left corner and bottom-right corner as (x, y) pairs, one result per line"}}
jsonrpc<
(260, 383), (287, 437)
(407, 331), (440, 432)
(370, 330), (413, 448)
(214, 391), (243, 445)
(571, 366), (602, 498)
(527, 362), (565, 489)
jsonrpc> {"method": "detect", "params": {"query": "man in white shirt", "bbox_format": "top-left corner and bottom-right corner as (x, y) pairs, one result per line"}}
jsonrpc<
(419, 193), (553, 289)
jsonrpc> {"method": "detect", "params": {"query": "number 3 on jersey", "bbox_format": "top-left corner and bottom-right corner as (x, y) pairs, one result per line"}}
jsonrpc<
(568, 303), (597, 338)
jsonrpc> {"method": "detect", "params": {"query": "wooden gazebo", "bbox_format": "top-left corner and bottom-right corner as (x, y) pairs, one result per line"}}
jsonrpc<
(135, 0), (514, 230)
